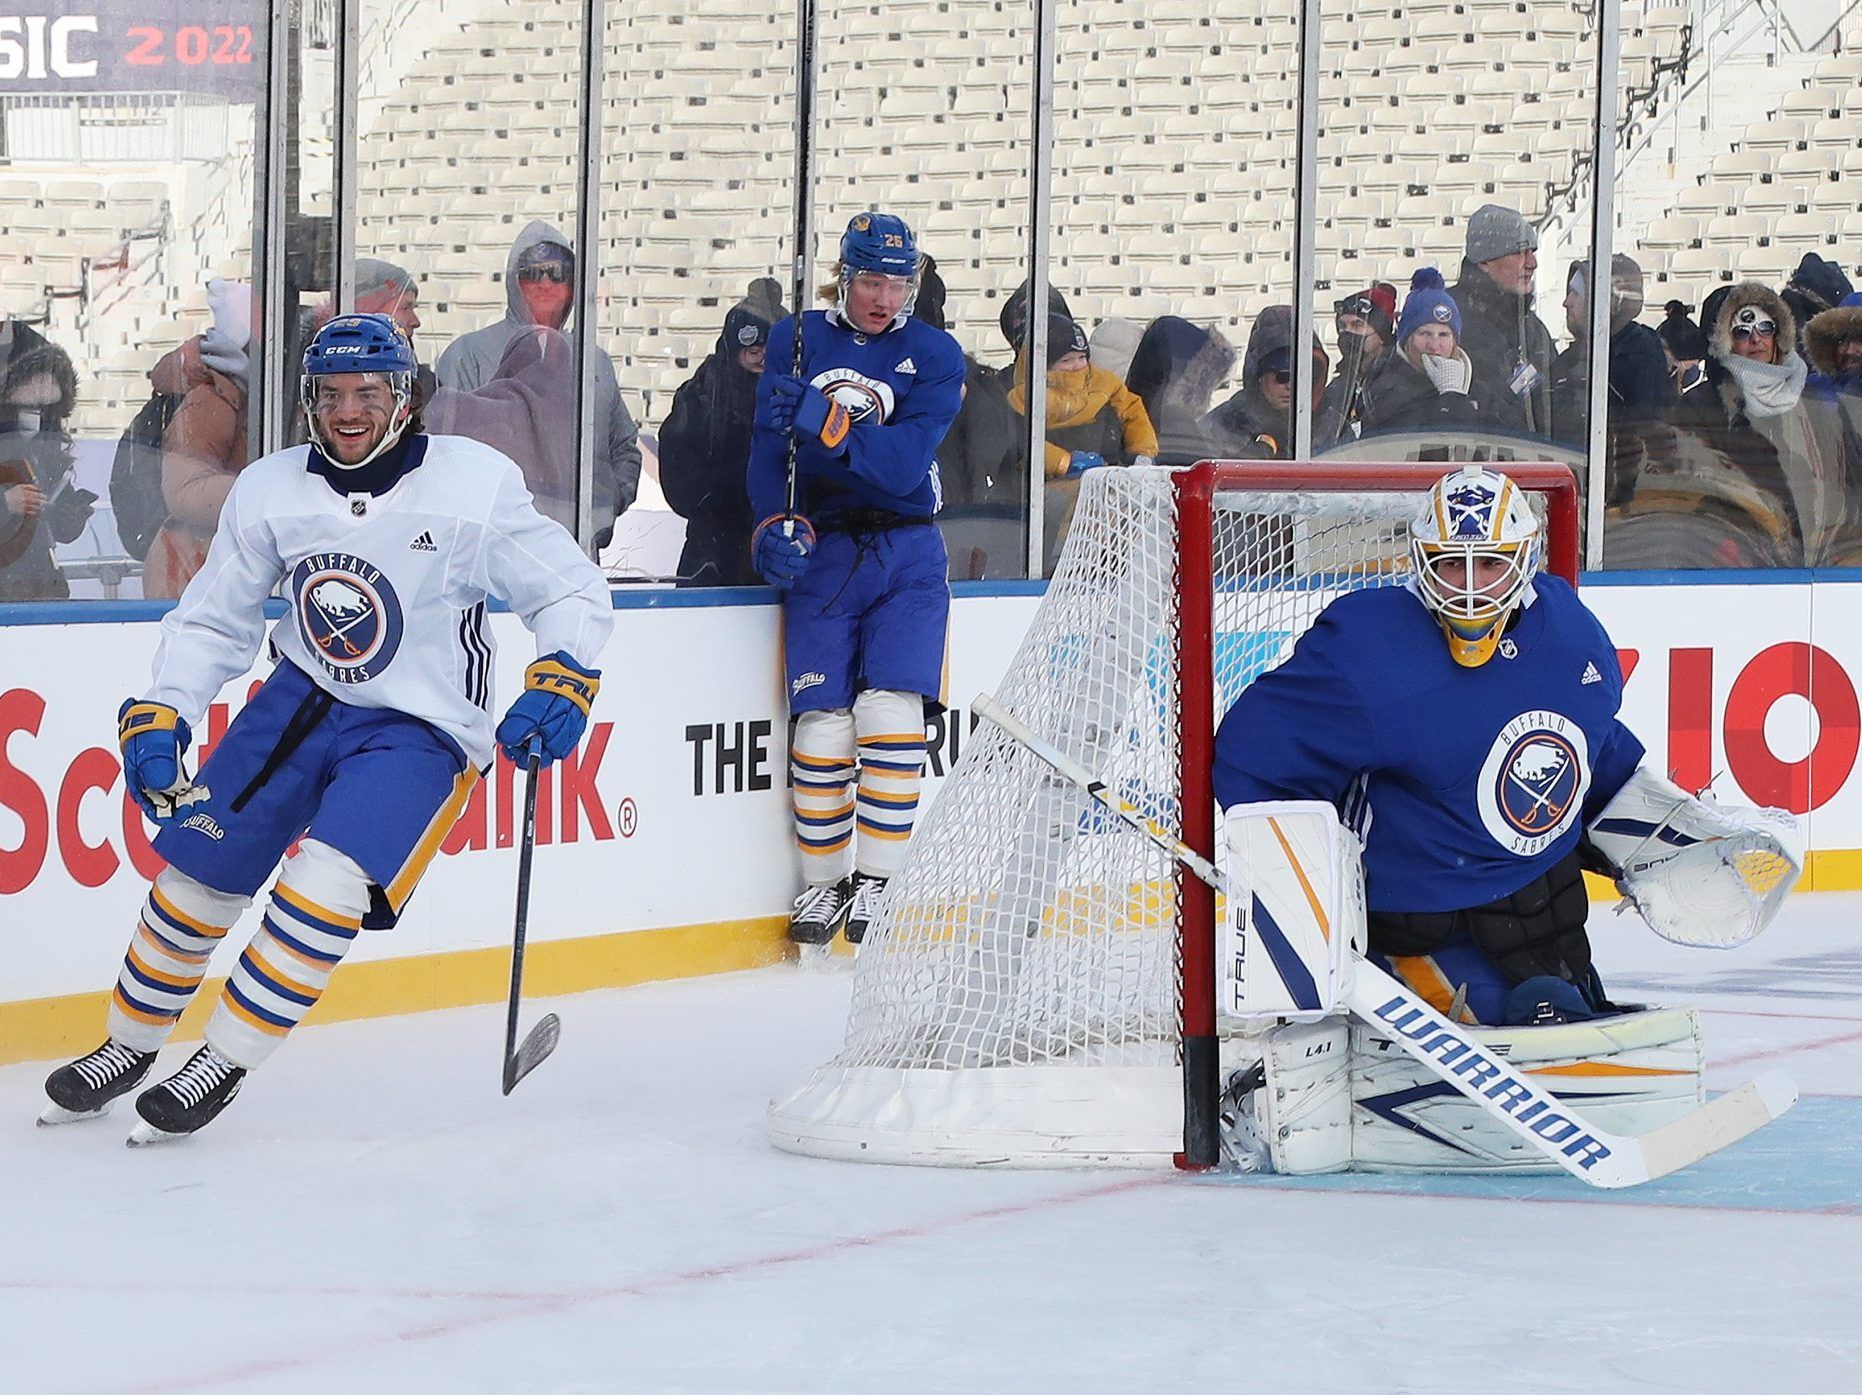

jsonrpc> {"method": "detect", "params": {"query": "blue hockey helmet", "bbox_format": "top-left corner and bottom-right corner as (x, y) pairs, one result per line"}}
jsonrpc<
(301, 312), (418, 469)
(837, 211), (920, 329)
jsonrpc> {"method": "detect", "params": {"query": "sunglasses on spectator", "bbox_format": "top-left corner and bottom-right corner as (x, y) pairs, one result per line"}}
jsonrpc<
(1731, 320), (1776, 341)
(1267, 370), (1294, 385)
(516, 263), (571, 284)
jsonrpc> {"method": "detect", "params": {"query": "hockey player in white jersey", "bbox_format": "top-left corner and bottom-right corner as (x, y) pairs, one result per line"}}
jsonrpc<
(40, 313), (614, 1143)
(1212, 466), (1800, 1174)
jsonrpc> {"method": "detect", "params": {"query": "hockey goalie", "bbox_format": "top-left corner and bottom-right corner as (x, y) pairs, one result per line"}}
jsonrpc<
(1212, 466), (1802, 1175)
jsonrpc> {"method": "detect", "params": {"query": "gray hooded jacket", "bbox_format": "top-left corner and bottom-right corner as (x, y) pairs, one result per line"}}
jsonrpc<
(435, 220), (641, 536)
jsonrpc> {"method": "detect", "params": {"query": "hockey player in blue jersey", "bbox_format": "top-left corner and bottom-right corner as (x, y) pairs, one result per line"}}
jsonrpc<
(1213, 466), (1759, 1026)
(1212, 466), (1800, 1175)
(747, 211), (964, 947)
(40, 313), (614, 1143)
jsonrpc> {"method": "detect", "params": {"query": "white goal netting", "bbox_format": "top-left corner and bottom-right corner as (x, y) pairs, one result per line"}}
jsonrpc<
(769, 465), (1545, 1166)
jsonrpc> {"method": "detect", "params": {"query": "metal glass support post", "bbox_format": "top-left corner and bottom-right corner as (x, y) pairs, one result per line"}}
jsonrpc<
(1291, 0), (1323, 463)
(573, 0), (605, 556)
(257, 0), (295, 457)
(333, 0), (359, 314)
(1583, 4), (1624, 570)
(1024, 0), (1056, 579)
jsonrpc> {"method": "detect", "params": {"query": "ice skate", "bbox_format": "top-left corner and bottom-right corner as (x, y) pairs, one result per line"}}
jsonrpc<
(842, 872), (888, 945)
(128, 1044), (246, 1147)
(790, 878), (852, 946)
(39, 1040), (156, 1125)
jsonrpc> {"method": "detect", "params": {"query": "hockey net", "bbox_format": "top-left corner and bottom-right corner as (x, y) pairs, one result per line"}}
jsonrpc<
(768, 462), (1579, 1168)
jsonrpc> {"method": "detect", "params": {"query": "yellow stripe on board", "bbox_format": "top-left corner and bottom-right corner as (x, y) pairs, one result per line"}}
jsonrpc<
(1, 915), (790, 1067)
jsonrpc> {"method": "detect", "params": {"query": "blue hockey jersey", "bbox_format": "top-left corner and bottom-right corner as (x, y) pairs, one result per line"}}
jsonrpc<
(1211, 576), (1645, 913)
(746, 309), (964, 525)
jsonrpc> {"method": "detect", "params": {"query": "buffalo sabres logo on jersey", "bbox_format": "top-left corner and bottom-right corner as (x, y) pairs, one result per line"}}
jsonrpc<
(808, 368), (896, 427)
(290, 553), (406, 685)
(1475, 710), (1592, 856)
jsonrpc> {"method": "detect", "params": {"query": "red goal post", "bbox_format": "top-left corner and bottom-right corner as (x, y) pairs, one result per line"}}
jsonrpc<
(1173, 460), (1581, 1167)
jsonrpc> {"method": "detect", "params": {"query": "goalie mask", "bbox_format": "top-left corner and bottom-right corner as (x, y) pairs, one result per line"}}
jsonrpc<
(1410, 466), (1543, 668)
(302, 312), (418, 470)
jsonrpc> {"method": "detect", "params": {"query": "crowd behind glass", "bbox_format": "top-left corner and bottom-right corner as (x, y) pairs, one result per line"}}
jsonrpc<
(6, 193), (1861, 600)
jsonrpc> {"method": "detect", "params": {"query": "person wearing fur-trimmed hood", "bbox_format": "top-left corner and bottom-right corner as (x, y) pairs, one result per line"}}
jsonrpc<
(1669, 281), (1841, 564)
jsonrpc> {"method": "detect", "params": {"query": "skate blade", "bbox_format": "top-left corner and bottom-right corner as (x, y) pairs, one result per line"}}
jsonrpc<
(125, 1119), (186, 1148)
(796, 941), (854, 972)
(37, 1102), (113, 1127)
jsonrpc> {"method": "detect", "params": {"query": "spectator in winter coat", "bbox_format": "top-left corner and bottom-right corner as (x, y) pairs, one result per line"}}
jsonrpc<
(1205, 305), (1330, 460)
(1658, 300), (1709, 395)
(995, 277), (1074, 389)
(1008, 314), (1158, 479)
(1548, 255), (1676, 506)
(0, 339), (91, 601)
(1668, 281), (1838, 564)
(920, 256), (1021, 520)
(1451, 204), (1557, 437)
(436, 221), (642, 546)
(1779, 253), (1854, 357)
(1125, 316), (1237, 465)
(656, 278), (785, 586)
(1802, 291), (1862, 557)
(143, 279), (252, 600)
(1354, 268), (1497, 442)
(1315, 282), (1397, 447)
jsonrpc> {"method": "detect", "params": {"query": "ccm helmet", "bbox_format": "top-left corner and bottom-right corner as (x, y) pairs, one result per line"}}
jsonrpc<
(301, 312), (418, 469)
(837, 211), (920, 330)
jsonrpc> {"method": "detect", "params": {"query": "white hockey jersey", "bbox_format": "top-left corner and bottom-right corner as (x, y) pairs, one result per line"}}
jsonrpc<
(146, 434), (616, 768)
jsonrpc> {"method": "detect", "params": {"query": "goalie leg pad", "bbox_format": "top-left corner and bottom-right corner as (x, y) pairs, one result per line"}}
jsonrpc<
(1587, 766), (1803, 949)
(1349, 1007), (1705, 1173)
(1221, 800), (1365, 1021)
(1258, 1017), (1354, 1174)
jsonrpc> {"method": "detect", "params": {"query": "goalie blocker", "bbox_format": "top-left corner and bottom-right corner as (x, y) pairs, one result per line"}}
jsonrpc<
(1218, 793), (1793, 1175)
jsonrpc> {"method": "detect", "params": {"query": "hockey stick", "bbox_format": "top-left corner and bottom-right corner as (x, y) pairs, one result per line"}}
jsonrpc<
(783, 0), (819, 533)
(972, 692), (1798, 1188)
(502, 746), (561, 1095)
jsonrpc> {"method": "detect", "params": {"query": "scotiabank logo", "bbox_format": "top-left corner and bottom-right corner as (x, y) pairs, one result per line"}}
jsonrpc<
(0, 685), (623, 893)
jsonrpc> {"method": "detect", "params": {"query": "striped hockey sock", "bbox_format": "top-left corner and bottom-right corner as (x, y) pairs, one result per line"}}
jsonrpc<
(107, 873), (247, 1054)
(853, 689), (927, 879)
(791, 708), (856, 886)
(206, 841), (365, 1069)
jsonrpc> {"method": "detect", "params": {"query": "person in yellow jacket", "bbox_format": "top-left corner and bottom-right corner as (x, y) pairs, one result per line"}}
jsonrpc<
(1010, 314), (1159, 478)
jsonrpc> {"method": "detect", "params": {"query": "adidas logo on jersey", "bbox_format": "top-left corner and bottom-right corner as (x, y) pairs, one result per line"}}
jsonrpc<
(1581, 661), (1603, 685)
(410, 530), (438, 552)
(895, 357), (916, 374)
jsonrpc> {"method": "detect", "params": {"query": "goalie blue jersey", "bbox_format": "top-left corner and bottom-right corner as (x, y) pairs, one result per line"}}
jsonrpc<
(746, 309), (964, 525)
(1212, 576), (1645, 913)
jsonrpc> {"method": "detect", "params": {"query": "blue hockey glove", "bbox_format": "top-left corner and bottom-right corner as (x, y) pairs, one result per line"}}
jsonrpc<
(1065, 450), (1108, 476)
(764, 374), (850, 450)
(495, 653), (602, 765)
(117, 698), (206, 822)
(751, 513), (817, 590)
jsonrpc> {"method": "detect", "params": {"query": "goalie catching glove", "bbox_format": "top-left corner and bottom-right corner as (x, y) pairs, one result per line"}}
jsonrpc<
(117, 699), (209, 822)
(1586, 766), (1802, 949)
(495, 653), (601, 765)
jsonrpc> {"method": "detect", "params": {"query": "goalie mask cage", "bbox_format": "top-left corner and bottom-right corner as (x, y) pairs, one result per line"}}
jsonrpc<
(768, 461), (1580, 1169)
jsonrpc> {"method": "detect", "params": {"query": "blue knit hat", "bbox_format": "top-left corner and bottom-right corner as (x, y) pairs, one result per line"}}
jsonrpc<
(1397, 267), (1463, 345)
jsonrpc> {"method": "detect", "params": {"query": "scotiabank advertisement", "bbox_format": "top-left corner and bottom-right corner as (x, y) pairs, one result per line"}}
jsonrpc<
(1, 580), (1858, 1010)
(0, 594), (1040, 1004)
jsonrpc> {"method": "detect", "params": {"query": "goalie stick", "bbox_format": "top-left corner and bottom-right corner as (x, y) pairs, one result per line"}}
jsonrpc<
(502, 746), (561, 1095)
(972, 692), (1798, 1188)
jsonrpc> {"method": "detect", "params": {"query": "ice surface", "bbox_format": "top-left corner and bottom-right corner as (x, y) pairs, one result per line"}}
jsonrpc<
(4, 896), (1860, 1394)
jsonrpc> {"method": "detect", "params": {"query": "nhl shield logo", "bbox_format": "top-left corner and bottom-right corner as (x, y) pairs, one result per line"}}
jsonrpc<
(291, 554), (405, 684)
(1476, 710), (1592, 856)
